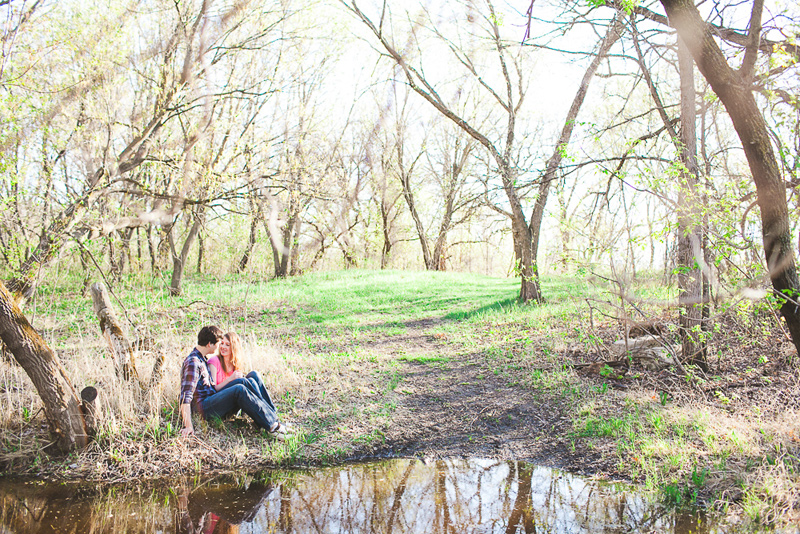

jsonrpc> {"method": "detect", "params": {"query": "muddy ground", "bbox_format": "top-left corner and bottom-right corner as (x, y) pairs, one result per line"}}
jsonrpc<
(346, 318), (592, 470)
(282, 315), (618, 482)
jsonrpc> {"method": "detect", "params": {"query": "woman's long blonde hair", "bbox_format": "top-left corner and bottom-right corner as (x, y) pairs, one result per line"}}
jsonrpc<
(222, 332), (244, 374)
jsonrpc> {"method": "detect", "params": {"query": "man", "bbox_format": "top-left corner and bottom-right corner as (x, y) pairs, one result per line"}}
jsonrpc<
(179, 325), (286, 439)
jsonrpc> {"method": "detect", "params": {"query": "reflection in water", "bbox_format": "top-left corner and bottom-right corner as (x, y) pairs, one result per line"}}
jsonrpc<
(0, 459), (716, 533)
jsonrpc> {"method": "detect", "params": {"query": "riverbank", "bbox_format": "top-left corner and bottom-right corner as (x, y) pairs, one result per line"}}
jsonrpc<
(1, 270), (798, 529)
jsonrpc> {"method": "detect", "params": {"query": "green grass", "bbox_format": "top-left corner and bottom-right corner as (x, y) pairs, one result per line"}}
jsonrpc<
(281, 270), (521, 325)
(26, 268), (627, 332)
(398, 355), (450, 364)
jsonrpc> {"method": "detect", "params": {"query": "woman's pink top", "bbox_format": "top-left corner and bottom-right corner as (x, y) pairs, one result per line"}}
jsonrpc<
(207, 355), (236, 386)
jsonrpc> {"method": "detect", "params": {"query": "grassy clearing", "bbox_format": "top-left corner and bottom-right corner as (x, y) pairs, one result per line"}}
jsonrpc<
(1, 268), (799, 529)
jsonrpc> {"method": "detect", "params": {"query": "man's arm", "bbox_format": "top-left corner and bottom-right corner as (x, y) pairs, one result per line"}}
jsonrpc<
(178, 355), (199, 437)
(180, 403), (194, 436)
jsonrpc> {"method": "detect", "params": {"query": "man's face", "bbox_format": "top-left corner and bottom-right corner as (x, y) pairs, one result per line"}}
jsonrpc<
(208, 339), (220, 354)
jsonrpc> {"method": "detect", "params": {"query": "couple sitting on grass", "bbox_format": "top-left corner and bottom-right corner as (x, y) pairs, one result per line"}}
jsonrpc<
(179, 325), (293, 440)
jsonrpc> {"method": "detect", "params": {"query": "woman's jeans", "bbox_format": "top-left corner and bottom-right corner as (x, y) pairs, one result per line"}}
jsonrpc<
(201, 371), (278, 430)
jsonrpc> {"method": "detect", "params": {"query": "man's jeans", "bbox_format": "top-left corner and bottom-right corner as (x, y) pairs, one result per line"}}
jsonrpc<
(201, 371), (278, 430)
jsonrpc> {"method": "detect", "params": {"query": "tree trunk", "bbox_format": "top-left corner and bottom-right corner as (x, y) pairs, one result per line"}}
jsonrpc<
(399, 171), (433, 270)
(146, 225), (158, 273)
(529, 15), (625, 294)
(676, 36), (708, 371)
(107, 236), (120, 283)
(267, 220), (283, 278)
(308, 227), (328, 272)
(80, 246), (92, 296)
(119, 227), (134, 275)
(380, 201), (393, 269)
(289, 217), (302, 276)
(517, 222), (541, 303)
(0, 281), (89, 453)
(196, 233), (204, 274)
(633, 15), (709, 369)
(80, 386), (100, 438)
(266, 211), (293, 279)
(90, 282), (140, 382)
(279, 214), (294, 277)
(238, 203), (262, 273)
(168, 209), (204, 296)
(660, 0), (800, 354)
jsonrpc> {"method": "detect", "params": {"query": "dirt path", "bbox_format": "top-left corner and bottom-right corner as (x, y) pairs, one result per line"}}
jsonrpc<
(353, 318), (610, 474)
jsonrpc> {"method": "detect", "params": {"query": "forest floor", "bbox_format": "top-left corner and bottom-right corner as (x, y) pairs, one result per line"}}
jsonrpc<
(1, 270), (799, 530)
(300, 316), (588, 468)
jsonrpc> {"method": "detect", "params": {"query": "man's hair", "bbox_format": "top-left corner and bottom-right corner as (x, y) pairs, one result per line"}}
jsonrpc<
(197, 326), (223, 347)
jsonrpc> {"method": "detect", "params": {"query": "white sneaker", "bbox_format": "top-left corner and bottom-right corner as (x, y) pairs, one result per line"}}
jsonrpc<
(267, 428), (285, 441)
(280, 422), (297, 433)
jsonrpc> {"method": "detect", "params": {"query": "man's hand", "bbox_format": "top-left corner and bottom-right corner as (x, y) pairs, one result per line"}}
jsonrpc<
(180, 427), (194, 437)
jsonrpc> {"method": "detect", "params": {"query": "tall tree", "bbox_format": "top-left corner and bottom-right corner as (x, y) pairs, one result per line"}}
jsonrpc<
(630, 16), (708, 369)
(345, 1), (624, 301)
(675, 36), (707, 369)
(527, 13), (626, 300)
(657, 0), (800, 353)
(343, 0), (535, 298)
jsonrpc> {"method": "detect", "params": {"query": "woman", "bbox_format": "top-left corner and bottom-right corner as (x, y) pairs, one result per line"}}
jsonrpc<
(208, 332), (291, 436)
(207, 332), (245, 390)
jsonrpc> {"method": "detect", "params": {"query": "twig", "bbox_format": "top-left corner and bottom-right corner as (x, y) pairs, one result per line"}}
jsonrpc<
(469, 406), (491, 427)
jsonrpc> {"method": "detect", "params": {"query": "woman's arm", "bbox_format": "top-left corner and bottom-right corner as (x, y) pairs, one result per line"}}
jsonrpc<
(210, 363), (244, 391)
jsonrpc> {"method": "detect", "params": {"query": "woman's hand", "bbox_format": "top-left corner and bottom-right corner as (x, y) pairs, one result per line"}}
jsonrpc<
(232, 370), (245, 380)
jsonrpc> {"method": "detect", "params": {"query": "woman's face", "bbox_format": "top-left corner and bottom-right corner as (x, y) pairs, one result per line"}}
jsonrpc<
(219, 337), (231, 359)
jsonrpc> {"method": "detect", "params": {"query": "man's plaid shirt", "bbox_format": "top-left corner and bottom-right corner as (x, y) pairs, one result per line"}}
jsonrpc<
(179, 348), (216, 410)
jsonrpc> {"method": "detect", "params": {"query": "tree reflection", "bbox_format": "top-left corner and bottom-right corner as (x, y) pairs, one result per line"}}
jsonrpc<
(0, 460), (714, 533)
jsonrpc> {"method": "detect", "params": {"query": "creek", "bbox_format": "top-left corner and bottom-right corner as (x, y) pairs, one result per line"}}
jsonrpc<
(0, 458), (716, 533)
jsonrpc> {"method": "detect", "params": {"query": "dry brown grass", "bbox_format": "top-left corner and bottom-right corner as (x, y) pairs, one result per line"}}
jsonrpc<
(0, 324), (320, 481)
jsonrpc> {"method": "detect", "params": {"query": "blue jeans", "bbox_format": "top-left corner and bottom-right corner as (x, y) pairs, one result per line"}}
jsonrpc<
(201, 371), (278, 430)
(243, 371), (277, 412)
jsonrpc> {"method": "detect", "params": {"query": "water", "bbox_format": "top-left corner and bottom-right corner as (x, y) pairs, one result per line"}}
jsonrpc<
(0, 458), (715, 533)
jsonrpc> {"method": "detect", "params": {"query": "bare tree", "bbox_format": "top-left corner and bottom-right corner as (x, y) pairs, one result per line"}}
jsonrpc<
(424, 120), (479, 271)
(527, 13), (626, 300)
(4, 0), (213, 304)
(629, 17), (708, 369)
(344, 0), (538, 297)
(367, 133), (405, 269)
(345, 1), (625, 301)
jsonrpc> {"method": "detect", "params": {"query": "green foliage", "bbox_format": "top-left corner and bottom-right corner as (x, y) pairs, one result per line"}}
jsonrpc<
(661, 467), (709, 508)
(586, 0), (637, 13)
